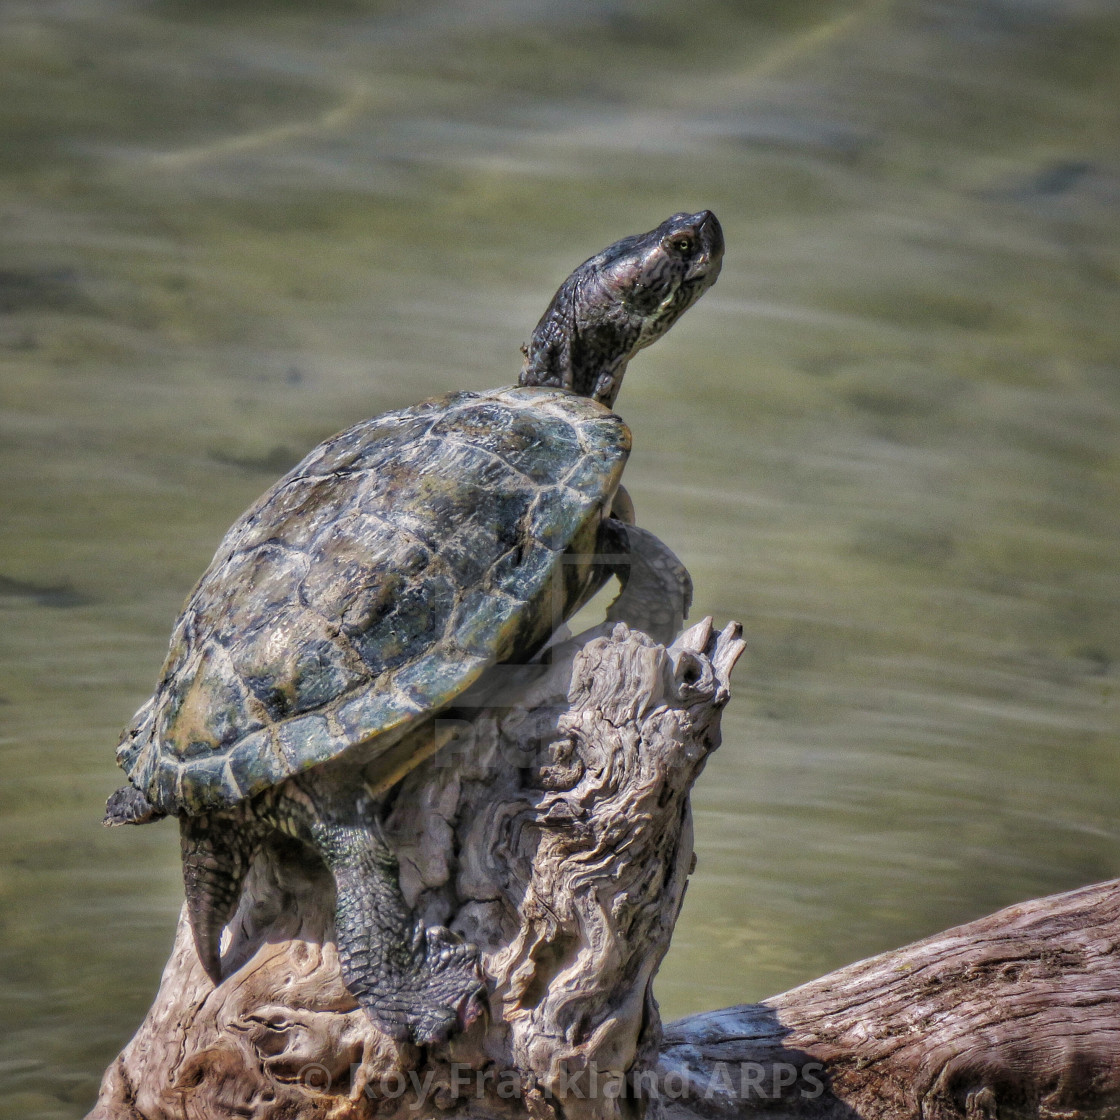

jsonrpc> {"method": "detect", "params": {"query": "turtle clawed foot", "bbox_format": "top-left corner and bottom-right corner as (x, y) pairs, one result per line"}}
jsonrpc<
(350, 926), (487, 1046)
(412, 927), (487, 1044)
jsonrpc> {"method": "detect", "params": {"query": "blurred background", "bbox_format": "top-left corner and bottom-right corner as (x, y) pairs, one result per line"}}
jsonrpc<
(1, 0), (1118, 1114)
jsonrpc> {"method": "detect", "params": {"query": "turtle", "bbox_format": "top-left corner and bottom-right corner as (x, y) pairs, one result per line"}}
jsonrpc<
(104, 209), (725, 1044)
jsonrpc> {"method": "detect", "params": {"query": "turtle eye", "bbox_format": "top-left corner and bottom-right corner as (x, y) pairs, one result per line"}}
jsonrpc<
(673, 236), (693, 254)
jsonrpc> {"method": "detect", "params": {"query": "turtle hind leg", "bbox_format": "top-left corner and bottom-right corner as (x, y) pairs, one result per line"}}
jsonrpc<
(180, 812), (263, 985)
(103, 784), (166, 826)
(325, 818), (483, 1043)
(268, 772), (485, 1044)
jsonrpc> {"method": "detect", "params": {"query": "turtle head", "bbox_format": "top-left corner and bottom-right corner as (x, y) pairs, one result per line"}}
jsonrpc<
(520, 210), (724, 408)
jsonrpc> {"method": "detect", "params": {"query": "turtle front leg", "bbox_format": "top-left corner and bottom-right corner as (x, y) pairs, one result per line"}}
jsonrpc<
(266, 770), (485, 1044)
(602, 520), (693, 645)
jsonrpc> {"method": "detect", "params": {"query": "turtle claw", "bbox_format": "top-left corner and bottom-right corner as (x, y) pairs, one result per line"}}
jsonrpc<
(421, 927), (487, 1039)
(403, 927), (487, 1046)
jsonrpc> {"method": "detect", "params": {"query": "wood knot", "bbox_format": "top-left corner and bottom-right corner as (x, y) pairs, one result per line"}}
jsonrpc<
(670, 648), (718, 704)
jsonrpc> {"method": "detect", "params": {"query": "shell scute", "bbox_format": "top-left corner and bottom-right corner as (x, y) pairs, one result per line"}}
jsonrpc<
(343, 570), (459, 679)
(333, 681), (422, 750)
(278, 634), (354, 715)
(298, 520), (403, 617)
(176, 753), (241, 813)
(487, 539), (556, 606)
(264, 474), (365, 552)
(203, 542), (312, 650)
(393, 647), (488, 714)
(158, 644), (265, 762)
(448, 583), (522, 662)
(241, 625), (363, 721)
(527, 485), (597, 552)
(272, 714), (340, 776)
(428, 399), (583, 487)
(557, 442), (631, 500)
(222, 728), (291, 804)
(384, 445), (529, 561)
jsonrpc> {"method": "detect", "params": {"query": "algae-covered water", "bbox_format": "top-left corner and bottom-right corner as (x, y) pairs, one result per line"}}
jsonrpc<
(1, 0), (1119, 1114)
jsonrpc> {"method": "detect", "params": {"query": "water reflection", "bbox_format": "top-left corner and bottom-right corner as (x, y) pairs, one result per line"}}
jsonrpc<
(1, 0), (1118, 1115)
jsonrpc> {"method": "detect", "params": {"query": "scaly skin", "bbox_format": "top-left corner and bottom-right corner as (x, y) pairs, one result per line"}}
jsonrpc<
(180, 811), (267, 985)
(603, 522), (693, 647)
(117, 775), (484, 1042)
(263, 771), (484, 1043)
(520, 210), (724, 407)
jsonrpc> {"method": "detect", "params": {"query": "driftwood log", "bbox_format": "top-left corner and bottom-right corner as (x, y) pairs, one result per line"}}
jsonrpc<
(658, 876), (1120, 1119)
(89, 618), (1120, 1120)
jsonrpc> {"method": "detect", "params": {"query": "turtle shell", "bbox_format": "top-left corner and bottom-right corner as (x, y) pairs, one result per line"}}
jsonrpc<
(118, 386), (630, 815)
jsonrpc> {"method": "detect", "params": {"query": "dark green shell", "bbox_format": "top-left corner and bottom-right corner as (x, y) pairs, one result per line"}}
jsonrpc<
(118, 386), (630, 814)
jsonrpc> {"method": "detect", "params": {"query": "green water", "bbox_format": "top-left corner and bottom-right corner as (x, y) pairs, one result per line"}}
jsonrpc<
(1, 1), (1118, 1114)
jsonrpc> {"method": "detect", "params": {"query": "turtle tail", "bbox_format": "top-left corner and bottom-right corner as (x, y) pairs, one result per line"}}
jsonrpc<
(103, 783), (166, 826)
(180, 812), (263, 985)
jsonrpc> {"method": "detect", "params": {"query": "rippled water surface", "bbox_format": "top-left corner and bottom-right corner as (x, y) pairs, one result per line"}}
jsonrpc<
(2, 1), (1119, 1114)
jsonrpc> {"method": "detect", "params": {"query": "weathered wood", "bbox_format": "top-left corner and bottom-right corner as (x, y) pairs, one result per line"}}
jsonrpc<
(88, 615), (1120, 1120)
(656, 878), (1120, 1119)
(89, 618), (744, 1120)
